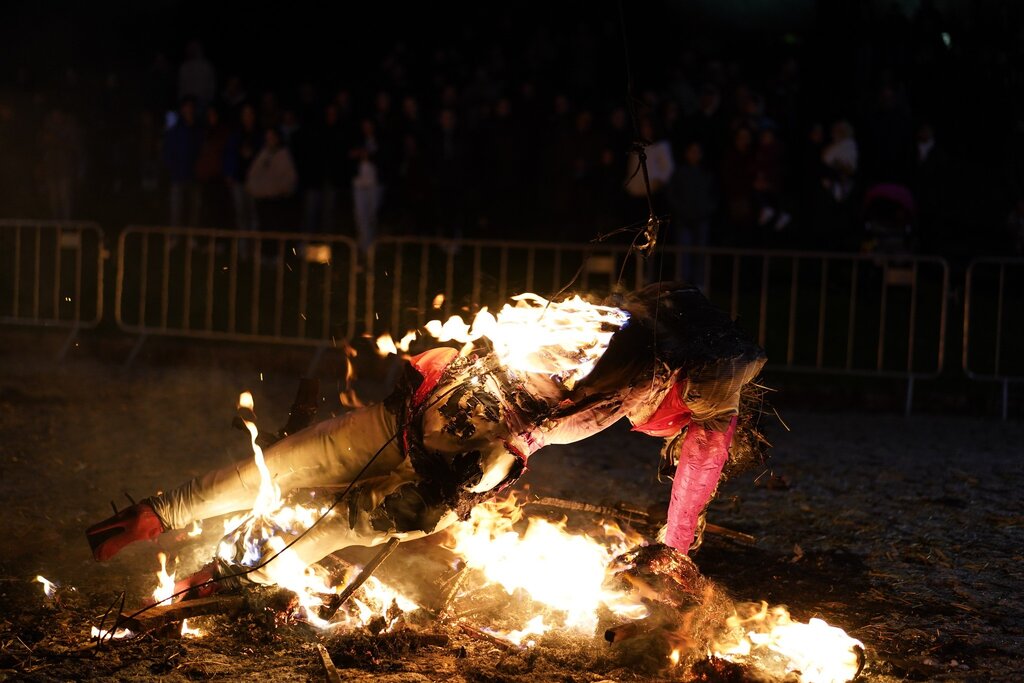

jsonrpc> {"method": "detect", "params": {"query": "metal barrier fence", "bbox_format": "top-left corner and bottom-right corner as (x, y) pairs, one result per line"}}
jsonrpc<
(115, 226), (358, 363)
(2, 222), (959, 414)
(963, 257), (1024, 419)
(0, 220), (105, 356)
(650, 246), (949, 383)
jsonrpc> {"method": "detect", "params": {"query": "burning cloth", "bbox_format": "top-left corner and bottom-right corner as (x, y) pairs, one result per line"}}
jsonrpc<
(87, 282), (766, 590)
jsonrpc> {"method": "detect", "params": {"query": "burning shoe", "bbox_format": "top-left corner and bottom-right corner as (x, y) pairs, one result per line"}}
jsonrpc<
(174, 559), (248, 601)
(86, 500), (166, 561)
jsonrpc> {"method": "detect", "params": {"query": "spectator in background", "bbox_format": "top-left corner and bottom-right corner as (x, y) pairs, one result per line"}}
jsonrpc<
(317, 103), (353, 234)
(177, 41), (216, 113)
(863, 84), (915, 185)
(821, 119), (860, 249)
(39, 107), (82, 220)
(245, 127), (297, 231)
(220, 75), (247, 124)
(194, 105), (231, 227)
(752, 125), (788, 240)
(396, 133), (433, 235)
(911, 121), (951, 252)
(679, 84), (726, 169)
(822, 120), (858, 203)
(433, 108), (467, 241)
(798, 122), (832, 248)
(720, 126), (757, 245)
(225, 103), (261, 231)
(563, 109), (602, 239)
(668, 141), (717, 285)
(162, 96), (202, 227)
(291, 108), (325, 233)
(624, 117), (674, 220)
(350, 118), (382, 253)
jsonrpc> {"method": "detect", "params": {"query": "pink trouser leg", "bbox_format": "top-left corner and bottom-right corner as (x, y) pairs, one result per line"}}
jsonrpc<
(664, 416), (737, 553)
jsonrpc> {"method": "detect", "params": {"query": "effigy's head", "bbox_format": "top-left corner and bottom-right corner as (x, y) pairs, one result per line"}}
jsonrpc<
(573, 282), (766, 429)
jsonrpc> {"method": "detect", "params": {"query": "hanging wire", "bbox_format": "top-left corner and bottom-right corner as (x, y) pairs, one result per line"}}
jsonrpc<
(618, 0), (663, 260)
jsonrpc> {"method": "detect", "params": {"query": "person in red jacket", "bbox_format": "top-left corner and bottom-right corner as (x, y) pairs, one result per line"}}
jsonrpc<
(86, 282), (766, 591)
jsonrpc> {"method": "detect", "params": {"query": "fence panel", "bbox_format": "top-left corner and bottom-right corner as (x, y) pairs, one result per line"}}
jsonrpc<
(115, 226), (358, 346)
(963, 257), (1024, 417)
(0, 220), (105, 329)
(649, 246), (949, 385)
(365, 237), (645, 335)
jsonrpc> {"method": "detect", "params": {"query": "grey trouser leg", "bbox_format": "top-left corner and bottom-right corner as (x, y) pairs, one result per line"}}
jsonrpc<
(150, 403), (403, 530)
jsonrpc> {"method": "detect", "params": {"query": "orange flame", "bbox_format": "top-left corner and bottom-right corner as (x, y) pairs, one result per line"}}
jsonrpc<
(445, 493), (647, 637)
(712, 602), (864, 683)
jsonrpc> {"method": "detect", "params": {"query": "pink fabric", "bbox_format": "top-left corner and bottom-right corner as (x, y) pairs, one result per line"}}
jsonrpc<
(630, 380), (692, 437)
(664, 416), (737, 552)
(409, 347), (458, 409)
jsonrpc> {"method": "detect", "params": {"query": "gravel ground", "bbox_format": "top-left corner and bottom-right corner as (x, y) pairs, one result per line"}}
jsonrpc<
(0, 329), (1021, 682)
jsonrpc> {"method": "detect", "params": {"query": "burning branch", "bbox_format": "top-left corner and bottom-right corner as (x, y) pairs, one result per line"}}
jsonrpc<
(117, 595), (245, 634)
(319, 537), (401, 622)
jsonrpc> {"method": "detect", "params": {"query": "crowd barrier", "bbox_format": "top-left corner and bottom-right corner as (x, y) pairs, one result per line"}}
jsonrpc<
(963, 257), (1024, 419)
(653, 246), (949, 414)
(8, 221), (1022, 417)
(0, 220), (105, 356)
(115, 226), (358, 364)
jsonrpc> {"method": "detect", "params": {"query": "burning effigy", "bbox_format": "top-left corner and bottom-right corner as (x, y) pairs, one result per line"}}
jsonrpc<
(78, 282), (864, 681)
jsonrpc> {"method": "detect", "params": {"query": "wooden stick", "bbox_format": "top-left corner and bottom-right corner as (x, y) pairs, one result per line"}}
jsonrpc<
(316, 643), (342, 683)
(604, 616), (661, 644)
(437, 565), (471, 619)
(526, 496), (649, 525)
(527, 495), (757, 544)
(458, 621), (519, 651)
(319, 537), (401, 622)
(118, 595), (245, 633)
(704, 523), (756, 545)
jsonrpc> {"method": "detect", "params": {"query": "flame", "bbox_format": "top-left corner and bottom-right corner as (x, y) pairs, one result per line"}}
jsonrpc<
(375, 331), (418, 357)
(501, 615), (550, 647)
(180, 618), (203, 638)
(153, 552), (176, 606)
(375, 334), (398, 356)
(339, 342), (365, 409)
(238, 391), (254, 411)
(712, 602), (864, 683)
(187, 520), (203, 537)
(669, 648), (681, 666)
(375, 292), (627, 387)
(213, 392), (416, 630)
(445, 493), (647, 637)
(36, 575), (56, 598)
(92, 626), (133, 640)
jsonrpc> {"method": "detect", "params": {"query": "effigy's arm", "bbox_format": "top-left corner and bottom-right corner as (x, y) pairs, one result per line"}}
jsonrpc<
(664, 416), (736, 552)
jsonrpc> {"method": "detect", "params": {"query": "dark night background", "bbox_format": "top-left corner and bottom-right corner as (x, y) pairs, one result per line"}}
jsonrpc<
(2, 0), (1024, 261)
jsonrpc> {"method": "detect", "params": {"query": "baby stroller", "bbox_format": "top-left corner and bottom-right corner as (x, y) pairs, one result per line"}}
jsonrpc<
(862, 183), (917, 255)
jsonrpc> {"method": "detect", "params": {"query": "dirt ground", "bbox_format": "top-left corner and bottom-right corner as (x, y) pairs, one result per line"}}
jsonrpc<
(1, 328), (1022, 682)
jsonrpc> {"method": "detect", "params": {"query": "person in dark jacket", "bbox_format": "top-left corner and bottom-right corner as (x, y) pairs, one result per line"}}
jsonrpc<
(162, 96), (202, 226)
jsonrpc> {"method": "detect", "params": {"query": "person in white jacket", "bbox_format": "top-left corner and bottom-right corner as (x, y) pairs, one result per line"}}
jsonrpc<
(245, 127), (298, 232)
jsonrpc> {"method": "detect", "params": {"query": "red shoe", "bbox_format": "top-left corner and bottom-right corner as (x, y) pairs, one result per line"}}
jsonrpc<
(86, 501), (166, 561)
(174, 561), (222, 601)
